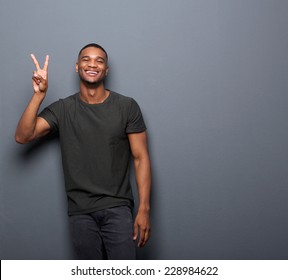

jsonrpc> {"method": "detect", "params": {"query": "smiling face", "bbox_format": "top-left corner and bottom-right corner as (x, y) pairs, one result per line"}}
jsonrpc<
(76, 47), (109, 85)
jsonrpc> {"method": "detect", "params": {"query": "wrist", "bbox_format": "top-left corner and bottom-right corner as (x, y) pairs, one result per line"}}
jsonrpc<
(138, 205), (150, 213)
(33, 91), (46, 100)
(31, 92), (46, 107)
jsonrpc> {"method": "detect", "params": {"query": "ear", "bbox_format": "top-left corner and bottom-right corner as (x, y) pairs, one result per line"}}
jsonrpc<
(75, 63), (79, 73)
(105, 66), (109, 76)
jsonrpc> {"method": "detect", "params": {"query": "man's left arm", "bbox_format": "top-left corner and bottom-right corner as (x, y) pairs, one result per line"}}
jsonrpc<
(128, 131), (151, 248)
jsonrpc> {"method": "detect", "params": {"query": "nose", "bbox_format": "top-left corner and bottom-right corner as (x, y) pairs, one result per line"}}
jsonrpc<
(88, 59), (97, 68)
(88, 62), (97, 68)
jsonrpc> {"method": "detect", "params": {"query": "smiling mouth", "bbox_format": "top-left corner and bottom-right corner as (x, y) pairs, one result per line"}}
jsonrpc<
(85, 70), (99, 76)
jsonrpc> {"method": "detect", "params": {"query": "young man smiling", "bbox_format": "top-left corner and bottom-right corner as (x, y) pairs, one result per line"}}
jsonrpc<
(15, 43), (151, 260)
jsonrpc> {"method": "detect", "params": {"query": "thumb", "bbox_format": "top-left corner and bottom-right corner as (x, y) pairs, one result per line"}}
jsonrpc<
(38, 75), (48, 92)
(32, 72), (41, 85)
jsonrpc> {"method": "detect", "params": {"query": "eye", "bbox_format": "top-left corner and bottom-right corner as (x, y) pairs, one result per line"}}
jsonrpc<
(81, 56), (89, 62)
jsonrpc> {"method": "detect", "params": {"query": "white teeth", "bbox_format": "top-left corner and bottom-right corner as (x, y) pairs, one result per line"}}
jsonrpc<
(86, 71), (98, 75)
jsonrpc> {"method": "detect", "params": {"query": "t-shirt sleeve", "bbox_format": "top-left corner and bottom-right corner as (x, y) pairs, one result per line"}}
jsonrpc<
(38, 101), (60, 132)
(126, 98), (147, 133)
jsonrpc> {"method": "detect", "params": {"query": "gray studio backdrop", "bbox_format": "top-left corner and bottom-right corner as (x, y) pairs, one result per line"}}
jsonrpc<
(1, 0), (288, 259)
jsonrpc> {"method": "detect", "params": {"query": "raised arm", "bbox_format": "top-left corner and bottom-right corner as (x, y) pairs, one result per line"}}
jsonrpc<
(128, 131), (152, 247)
(15, 54), (51, 144)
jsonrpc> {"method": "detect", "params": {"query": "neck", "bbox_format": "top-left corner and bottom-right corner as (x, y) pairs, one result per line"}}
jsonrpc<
(79, 83), (109, 104)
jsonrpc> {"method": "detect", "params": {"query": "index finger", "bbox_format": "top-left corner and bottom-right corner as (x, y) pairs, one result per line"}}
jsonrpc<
(43, 55), (49, 71)
(31, 54), (40, 70)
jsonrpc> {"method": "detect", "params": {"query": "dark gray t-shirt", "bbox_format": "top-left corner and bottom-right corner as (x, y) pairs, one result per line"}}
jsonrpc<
(39, 91), (146, 215)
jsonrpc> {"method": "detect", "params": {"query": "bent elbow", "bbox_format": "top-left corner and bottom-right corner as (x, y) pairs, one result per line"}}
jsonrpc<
(15, 133), (32, 144)
(15, 136), (26, 144)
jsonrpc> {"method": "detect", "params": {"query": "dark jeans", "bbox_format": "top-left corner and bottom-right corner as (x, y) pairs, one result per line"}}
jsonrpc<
(69, 205), (136, 260)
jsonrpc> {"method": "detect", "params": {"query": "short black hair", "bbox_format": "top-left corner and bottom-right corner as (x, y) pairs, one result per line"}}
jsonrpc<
(78, 43), (108, 61)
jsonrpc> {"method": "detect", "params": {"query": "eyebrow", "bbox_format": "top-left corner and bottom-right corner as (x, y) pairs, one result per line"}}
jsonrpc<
(80, 55), (106, 61)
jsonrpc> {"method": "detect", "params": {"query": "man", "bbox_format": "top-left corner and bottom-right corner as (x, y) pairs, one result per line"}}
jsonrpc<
(15, 43), (151, 260)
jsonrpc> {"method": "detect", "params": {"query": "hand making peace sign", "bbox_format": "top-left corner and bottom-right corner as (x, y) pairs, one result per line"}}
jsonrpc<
(31, 54), (49, 94)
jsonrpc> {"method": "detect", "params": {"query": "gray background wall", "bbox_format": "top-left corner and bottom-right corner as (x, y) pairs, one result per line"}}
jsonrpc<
(1, 0), (288, 259)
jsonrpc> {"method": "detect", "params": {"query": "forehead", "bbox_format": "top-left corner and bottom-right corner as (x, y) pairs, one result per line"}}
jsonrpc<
(79, 47), (107, 60)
